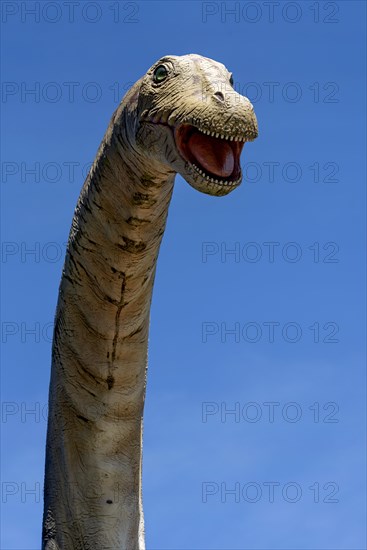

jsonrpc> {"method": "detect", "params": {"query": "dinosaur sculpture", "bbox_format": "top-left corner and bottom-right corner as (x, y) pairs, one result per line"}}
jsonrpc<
(42, 54), (258, 549)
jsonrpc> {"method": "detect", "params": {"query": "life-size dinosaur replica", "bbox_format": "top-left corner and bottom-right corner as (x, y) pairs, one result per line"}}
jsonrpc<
(42, 54), (258, 549)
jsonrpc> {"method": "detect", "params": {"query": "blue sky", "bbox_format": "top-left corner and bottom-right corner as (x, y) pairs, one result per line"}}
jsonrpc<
(1, 1), (366, 549)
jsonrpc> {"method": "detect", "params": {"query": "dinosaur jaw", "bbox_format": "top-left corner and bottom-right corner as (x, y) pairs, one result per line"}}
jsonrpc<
(174, 124), (245, 189)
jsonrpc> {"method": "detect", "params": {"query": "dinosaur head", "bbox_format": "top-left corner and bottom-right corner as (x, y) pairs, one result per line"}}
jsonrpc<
(126, 54), (258, 197)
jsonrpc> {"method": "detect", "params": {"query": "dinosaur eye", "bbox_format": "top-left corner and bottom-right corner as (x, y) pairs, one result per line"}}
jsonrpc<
(229, 74), (234, 87)
(153, 65), (168, 83)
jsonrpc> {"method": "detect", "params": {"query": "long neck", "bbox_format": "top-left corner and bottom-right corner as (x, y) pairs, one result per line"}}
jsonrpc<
(43, 102), (175, 549)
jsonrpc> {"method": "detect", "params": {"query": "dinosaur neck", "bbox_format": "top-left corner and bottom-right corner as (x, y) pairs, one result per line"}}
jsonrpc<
(43, 103), (175, 549)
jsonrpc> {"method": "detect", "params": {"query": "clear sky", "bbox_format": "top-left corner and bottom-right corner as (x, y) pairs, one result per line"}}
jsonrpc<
(1, 1), (366, 549)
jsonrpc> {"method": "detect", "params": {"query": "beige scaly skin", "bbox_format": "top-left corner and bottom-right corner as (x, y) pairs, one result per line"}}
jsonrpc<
(42, 54), (258, 549)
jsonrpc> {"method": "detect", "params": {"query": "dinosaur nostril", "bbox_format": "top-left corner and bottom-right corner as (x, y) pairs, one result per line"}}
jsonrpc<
(213, 91), (225, 102)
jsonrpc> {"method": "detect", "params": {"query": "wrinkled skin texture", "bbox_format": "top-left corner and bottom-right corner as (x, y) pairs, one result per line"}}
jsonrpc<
(43, 54), (258, 550)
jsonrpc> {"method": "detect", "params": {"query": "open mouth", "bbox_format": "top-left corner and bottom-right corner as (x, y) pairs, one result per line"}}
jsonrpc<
(174, 124), (245, 185)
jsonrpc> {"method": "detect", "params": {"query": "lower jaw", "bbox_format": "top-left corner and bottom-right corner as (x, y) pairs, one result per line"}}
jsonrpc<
(190, 162), (242, 187)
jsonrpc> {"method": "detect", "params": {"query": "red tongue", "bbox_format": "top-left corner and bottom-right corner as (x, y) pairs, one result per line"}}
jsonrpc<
(187, 132), (234, 178)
